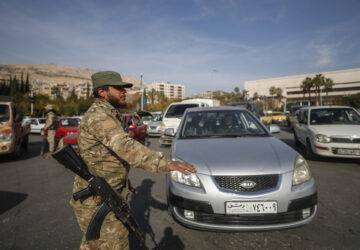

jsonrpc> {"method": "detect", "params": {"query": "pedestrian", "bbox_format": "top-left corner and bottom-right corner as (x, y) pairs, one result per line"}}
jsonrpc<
(71, 71), (196, 249)
(42, 104), (58, 158)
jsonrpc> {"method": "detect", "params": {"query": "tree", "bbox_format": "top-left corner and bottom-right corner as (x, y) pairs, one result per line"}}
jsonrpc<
(252, 92), (259, 101)
(324, 78), (334, 105)
(301, 77), (313, 105)
(25, 73), (30, 92)
(275, 88), (283, 109)
(269, 86), (277, 109)
(312, 74), (325, 105)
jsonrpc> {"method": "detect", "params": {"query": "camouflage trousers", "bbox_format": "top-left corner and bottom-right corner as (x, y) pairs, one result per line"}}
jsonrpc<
(47, 130), (56, 153)
(73, 205), (129, 250)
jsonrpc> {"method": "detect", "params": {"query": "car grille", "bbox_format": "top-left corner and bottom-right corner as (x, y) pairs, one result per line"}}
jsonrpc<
(331, 137), (360, 143)
(214, 175), (279, 192)
(176, 206), (316, 225)
(150, 126), (157, 129)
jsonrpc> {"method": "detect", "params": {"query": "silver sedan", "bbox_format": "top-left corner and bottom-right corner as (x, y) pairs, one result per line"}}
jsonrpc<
(165, 106), (317, 231)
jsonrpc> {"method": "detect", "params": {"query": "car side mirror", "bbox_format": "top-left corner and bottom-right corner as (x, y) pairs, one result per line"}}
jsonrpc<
(269, 124), (280, 134)
(128, 124), (137, 130)
(164, 128), (175, 137)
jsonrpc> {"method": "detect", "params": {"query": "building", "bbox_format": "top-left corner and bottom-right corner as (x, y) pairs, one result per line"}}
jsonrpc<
(146, 81), (185, 100)
(244, 68), (360, 106)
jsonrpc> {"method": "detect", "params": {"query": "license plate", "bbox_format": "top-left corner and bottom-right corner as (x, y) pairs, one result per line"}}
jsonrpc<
(226, 201), (277, 214)
(336, 148), (360, 156)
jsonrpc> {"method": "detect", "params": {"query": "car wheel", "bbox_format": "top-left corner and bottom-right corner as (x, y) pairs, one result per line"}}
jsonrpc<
(22, 134), (29, 150)
(306, 140), (317, 161)
(294, 132), (301, 147)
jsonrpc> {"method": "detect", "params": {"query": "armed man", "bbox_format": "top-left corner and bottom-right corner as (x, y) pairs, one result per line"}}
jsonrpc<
(70, 71), (196, 249)
(42, 104), (58, 159)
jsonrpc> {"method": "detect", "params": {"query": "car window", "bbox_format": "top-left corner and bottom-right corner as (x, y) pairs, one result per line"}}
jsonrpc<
(60, 118), (80, 127)
(299, 110), (308, 124)
(180, 110), (268, 139)
(38, 119), (46, 124)
(310, 108), (360, 125)
(165, 104), (199, 118)
(0, 104), (10, 122)
(133, 115), (142, 126)
(31, 119), (39, 125)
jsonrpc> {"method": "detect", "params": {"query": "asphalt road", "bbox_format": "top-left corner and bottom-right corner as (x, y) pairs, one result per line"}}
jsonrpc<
(0, 128), (359, 250)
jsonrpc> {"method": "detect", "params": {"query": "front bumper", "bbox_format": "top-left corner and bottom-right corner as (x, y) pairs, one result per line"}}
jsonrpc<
(0, 141), (14, 155)
(312, 141), (360, 159)
(167, 172), (317, 231)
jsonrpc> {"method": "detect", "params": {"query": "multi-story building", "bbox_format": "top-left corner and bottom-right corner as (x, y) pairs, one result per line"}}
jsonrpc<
(146, 81), (185, 100)
(244, 68), (360, 106)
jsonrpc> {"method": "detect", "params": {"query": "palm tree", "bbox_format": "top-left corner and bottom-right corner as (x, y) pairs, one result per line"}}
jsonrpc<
(302, 77), (313, 106)
(242, 89), (249, 101)
(253, 92), (259, 101)
(324, 78), (334, 105)
(300, 80), (307, 103)
(275, 88), (283, 108)
(269, 86), (277, 109)
(313, 74), (325, 105)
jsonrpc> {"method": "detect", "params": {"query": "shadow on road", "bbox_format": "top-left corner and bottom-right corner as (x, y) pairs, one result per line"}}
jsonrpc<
(0, 190), (28, 214)
(129, 179), (185, 250)
(0, 140), (46, 163)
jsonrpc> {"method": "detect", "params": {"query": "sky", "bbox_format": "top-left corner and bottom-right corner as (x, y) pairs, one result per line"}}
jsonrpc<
(1, 0), (360, 96)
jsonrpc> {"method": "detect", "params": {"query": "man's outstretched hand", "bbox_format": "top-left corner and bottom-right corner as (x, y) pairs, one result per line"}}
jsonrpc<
(169, 161), (196, 175)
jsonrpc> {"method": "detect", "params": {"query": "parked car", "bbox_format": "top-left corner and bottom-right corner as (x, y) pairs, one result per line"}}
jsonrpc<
(293, 106), (360, 160)
(136, 110), (153, 126)
(271, 112), (287, 124)
(26, 117), (46, 134)
(46, 117), (80, 142)
(165, 106), (317, 231)
(58, 113), (147, 152)
(147, 113), (163, 137)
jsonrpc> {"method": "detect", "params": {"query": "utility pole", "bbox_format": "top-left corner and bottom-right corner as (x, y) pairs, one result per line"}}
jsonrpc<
(30, 91), (34, 116)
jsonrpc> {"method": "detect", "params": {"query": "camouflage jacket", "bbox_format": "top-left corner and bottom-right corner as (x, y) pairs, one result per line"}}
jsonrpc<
(43, 111), (58, 130)
(70, 98), (171, 208)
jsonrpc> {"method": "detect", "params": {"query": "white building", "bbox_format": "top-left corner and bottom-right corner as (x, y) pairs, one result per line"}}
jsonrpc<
(244, 68), (360, 105)
(146, 81), (185, 100)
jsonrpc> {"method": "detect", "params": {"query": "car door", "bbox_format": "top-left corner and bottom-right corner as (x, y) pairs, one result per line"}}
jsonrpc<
(296, 109), (309, 145)
(132, 114), (147, 143)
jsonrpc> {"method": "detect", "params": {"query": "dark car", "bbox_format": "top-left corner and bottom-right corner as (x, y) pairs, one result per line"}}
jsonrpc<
(58, 113), (147, 152)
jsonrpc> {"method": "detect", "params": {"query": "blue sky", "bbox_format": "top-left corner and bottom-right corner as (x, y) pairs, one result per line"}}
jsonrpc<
(1, 0), (359, 96)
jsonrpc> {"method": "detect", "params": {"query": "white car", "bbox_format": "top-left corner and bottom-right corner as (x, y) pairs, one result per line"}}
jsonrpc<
(25, 118), (46, 135)
(293, 106), (360, 159)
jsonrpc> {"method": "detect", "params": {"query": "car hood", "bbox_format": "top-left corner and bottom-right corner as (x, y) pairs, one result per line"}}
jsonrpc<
(147, 121), (162, 127)
(310, 125), (360, 136)
(172, 137), (297, 176)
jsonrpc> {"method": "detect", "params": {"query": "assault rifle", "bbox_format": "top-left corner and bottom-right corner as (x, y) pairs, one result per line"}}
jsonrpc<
(52, 144), (148, 249)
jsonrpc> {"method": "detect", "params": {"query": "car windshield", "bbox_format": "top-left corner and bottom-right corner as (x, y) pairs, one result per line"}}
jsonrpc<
(151, 114), (162, 122)
(0, 104), (10, 122)
(38, 118), (46, 124)
(180, 110), (269, 139)
(165, 104), (199, 118)
(61, 118), (80, 127)
(310, 108), (360, 125)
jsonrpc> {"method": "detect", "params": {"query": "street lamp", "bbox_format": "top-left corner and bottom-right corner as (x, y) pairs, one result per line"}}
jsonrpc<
(211, 69), (217, 99)
(140, 73), (143, 111)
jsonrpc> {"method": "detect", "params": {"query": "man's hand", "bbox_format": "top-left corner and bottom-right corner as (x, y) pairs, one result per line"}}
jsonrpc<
(169, 161), (196, 175)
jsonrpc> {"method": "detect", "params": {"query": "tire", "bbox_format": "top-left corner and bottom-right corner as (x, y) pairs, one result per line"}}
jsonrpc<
(294, 132), (301, 147)
(306, 140), (317, 161)
(22, 135), (29, 150)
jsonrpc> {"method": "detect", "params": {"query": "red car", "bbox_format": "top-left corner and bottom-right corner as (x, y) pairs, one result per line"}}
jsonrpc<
(59, 113), (147, 152)
(45, 117), (80, 142)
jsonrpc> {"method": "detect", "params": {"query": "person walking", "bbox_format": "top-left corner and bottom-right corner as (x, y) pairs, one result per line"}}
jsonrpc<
(42, 104), (58, 158)
(71, 71), (196, 249)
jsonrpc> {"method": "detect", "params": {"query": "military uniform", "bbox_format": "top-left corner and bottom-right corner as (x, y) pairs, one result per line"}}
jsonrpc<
(71, 98), (171, 249)
(43, 109), (58, 153)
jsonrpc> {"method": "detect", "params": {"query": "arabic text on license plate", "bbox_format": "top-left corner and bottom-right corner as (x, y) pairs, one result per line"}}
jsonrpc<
(226, 201), (277, 214)
(337, 148), (360, 156)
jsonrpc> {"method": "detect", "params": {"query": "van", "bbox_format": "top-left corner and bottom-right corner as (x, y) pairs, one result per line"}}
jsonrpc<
(159, 99), (220, 145)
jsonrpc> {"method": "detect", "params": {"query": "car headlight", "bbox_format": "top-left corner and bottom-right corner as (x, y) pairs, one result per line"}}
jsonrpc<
(314, 134), (331, 143)
(0, 132), (12, 141)
(293, 155), (312, 186)
(170, 158), (201, 188)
